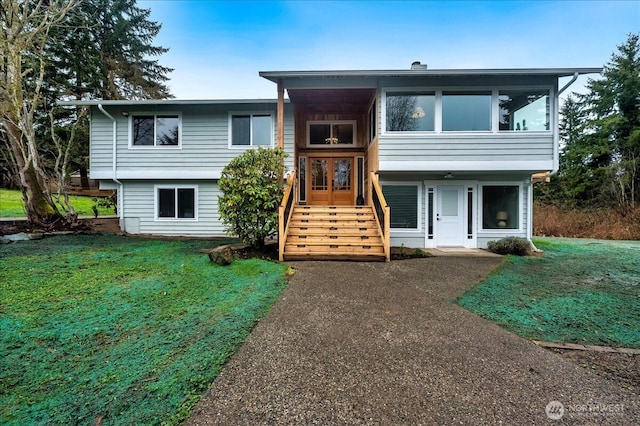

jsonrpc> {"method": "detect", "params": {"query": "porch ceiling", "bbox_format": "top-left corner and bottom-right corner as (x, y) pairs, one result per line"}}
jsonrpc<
(287, 88), (376, 114)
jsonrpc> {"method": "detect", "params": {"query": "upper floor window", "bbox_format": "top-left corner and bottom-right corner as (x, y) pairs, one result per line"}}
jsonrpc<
(442, 92), (492, 131)
(386, 92), (435, 131)
(132, 115), (180, 147)
(499, 90), (550, 131)
(230, 114), (273, 147)
(307, 121), (356, 146)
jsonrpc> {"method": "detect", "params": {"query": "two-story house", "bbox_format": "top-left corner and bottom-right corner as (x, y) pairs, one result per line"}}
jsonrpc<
(65, 63), (600, 261)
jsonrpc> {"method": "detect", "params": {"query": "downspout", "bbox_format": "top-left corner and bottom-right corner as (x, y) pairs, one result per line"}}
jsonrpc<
(97, 104), (125, 231)
(529, 72), (580, 252)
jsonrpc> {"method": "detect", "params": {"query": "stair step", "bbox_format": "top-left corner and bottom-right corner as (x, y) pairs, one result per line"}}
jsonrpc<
(287, 229), (380, 237)
(282, 205), (387, 261)
(286, 237), (383, 246)
(293, 213), (374, 220)
(284, 245), (385, 255)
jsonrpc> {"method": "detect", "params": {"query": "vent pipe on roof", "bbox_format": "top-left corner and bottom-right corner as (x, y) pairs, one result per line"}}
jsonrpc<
(411, 61), (428, 70)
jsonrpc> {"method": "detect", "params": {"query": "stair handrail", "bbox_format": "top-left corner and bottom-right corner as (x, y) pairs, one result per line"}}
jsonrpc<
(279, 170), (297, 261)
(369, 172), (390, 262)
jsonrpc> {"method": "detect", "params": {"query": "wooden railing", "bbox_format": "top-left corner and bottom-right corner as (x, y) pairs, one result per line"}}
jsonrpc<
(369, 172), (390, 262)
(278, 171), (297, 261)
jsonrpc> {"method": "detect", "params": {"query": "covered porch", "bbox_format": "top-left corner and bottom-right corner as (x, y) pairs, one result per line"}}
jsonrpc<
(269, 82), (390, 261)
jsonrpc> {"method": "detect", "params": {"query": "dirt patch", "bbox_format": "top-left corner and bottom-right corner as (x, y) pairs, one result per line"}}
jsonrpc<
(554, 349), (640, 395)
(0, 217), (120, 236)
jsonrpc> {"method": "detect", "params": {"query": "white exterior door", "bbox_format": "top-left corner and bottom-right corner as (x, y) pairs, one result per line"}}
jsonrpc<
(436, 186), (464, 246)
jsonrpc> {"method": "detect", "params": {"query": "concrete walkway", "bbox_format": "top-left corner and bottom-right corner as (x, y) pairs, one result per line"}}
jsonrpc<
(187, 258), (638, 425)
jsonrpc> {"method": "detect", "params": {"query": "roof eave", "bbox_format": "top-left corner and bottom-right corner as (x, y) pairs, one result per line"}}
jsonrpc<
(259, 68), (603, 83)
(57, 98), (285, 106)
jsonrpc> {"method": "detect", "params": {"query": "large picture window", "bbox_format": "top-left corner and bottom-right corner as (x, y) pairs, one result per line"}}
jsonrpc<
(442, 92), (491, 131)
(230, 114), (273, 147)
(382, 184), (419, 229)
(499, 90), (550, 131)
(385, 92), (435, 131)
(157, 187), (196, 219)
(132, 115), (180, 146)
(482, 185), (519, 229)
(308, 121), (355, 146)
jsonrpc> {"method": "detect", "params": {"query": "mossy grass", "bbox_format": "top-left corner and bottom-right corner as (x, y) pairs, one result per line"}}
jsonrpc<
(457, 237), (640, 349)
(0, 188), (113, 218)
(0, 234), (289, 425)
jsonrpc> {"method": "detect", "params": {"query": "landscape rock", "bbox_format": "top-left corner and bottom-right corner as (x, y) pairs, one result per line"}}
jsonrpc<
(208, 245), (234, 265)
(0, 232), (30, 244)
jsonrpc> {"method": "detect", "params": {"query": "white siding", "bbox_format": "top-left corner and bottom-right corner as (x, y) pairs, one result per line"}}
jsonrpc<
(89, 103), (295, 180)
(120, 180), (224, 237)
(379, 133), (553, 172)
(382, 175), (531, 249)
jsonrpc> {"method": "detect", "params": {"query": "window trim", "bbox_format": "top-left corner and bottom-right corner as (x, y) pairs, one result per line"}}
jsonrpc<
(380, 181), (422, 232)
(478, 182), (523, 232)
(497, 87), (552, 132)
(154, 184), (198, 221)
(381, 86), (553, 135)
(368, 98), (377, 145)
(129, 113), (182, 149)
(228, 112), (275, 149)
(306, 120), (357, 148)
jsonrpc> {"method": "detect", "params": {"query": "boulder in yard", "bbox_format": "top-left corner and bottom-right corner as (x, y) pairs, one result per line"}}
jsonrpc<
(208, 245), (234, 265)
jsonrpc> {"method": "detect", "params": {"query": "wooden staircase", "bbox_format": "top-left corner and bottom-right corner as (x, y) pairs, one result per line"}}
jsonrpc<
(282, 205), (387, 261)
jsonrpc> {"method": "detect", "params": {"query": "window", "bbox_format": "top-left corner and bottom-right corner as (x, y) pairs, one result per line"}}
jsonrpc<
(298, 157), (307, 203)
(308, 121), (356, 146)
(157, 187), (196, 219)
(382, 184), (419, 229)
(482, 185), (519, 229)
(386, 92), (435, 131)
(499, 90), (549, 131)
(369, 100), (377, 142)
(230, 114), (273, 147)
(132, 115), (180, 146)
(442, 92), (491, 131)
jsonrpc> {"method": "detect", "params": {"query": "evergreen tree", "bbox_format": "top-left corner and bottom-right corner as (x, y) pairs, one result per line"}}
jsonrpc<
(541, 33), (640, 212)
(581, 33), (640, 211)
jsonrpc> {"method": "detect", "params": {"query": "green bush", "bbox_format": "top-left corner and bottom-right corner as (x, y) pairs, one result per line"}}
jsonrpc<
(487, 236), (532, 256)
(218, 147), (288, 248)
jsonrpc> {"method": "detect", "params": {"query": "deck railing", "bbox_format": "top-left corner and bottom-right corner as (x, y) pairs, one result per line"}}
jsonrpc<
(278, 171), (297, 261)
(369, 172), (390, 262)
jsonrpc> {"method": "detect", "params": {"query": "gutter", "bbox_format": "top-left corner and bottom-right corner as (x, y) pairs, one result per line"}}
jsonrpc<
(97, 104), (125, 230)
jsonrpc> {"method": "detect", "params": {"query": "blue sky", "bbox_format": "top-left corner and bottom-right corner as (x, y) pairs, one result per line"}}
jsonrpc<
(140, 0), (640, 99)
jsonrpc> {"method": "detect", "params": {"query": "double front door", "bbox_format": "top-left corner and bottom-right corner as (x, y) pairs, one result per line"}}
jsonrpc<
(308, 156), (354, 205)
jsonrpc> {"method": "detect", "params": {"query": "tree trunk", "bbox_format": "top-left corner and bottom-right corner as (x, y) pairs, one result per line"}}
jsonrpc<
(5, 121), (61, 225)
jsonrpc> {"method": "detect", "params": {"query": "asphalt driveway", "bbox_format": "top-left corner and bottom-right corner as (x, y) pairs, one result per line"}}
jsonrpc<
(187, 257), (638, 424)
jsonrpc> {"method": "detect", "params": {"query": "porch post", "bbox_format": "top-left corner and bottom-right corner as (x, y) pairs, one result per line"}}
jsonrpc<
(277, 79), (284, 149)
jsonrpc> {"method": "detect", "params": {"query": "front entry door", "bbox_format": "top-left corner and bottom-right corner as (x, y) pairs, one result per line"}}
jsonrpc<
(436, 186), (464, 246)
(309, 157), (354, 205)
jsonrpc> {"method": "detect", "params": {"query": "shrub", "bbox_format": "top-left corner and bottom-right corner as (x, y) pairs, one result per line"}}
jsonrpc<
(487, 236), (532, 256)
(218, 147), (288, 248)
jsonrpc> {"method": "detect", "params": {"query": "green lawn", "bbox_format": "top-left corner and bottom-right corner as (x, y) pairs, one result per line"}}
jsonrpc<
(457, 237), (640, 348)
(0, 188), (114, 218)
(0, 235), (289, 425)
